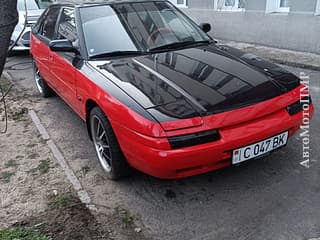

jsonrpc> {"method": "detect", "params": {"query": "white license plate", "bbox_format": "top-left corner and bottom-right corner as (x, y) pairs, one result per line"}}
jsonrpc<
(232, 132), (289, 165)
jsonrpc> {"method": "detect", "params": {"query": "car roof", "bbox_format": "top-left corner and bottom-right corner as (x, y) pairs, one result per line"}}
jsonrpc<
(51, 0), (167, 8)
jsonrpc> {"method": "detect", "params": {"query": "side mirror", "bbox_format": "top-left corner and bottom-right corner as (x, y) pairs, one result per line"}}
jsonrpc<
(199, 23), (211, 33)
(49, 39), (77, 53)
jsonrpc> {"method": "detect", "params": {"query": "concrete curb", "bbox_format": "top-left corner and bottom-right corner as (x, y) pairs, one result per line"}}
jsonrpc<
(2, 70), (97, 212)
(29, 109), (97, 211)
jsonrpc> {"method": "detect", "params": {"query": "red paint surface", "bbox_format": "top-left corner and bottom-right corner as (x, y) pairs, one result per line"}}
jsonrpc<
(31, 35), (314, 179)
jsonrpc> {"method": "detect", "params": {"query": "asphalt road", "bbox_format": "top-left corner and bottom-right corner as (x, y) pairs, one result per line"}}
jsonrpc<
(4, 53), (320, 240)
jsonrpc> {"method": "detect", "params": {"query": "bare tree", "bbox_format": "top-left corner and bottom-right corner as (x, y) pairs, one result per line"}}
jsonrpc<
(0, 0), (18, 77)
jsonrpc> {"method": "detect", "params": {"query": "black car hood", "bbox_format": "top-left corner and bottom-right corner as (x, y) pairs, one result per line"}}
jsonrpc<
(89, 43), (300, 122)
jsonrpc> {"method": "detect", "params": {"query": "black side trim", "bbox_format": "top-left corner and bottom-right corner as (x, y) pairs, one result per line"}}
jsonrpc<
(169, 130), (220, 149)
(287, 96), (312, 116)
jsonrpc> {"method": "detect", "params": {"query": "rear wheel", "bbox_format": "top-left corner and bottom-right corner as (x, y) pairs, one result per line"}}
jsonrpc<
(32, 59), (53, 97)
(89, 107), (131, 180)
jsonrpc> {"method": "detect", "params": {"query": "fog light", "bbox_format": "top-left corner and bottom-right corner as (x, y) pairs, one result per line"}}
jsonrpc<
(286, 96), (312, 116)
(168, 130), (220, 149)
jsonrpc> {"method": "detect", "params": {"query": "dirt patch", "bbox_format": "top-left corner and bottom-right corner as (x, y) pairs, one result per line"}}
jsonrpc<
(1, 76), (149, 240)
(0, 86), (73, 229)
(9, 193), (110, 240)
(2, 192), (148, 240)
(42, 193), (109, 239)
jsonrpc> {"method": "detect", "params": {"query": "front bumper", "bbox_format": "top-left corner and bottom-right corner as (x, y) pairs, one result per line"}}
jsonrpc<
(109, 83), (314, 179)
(113, 103), (313, 179)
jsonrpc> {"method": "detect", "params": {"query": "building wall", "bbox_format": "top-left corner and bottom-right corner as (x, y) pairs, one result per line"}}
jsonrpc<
(182, 0), (320, 54)
(290, 0), (317, 12)
(187, 0), (214, 9)
(244, 1), (266, 11)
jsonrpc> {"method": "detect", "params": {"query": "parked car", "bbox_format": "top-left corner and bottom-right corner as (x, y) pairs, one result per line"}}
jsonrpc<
(30, 0), (314, 179)
(36, 0), (56, 9)
(10, 0), (44, 51)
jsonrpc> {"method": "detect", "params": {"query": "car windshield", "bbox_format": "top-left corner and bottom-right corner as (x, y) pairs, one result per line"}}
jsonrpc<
(17, 0), (39, 11)
(79, 1), (211, 58)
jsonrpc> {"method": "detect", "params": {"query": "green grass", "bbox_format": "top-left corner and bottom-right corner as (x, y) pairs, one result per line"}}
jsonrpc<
(121, 214), (134, 227)
(28, 159), (51, 176)
(11, 107), (28, 122)
(49, 195), (70, 207)
(37, 160), (50, 175)
(1, 171), (15, 183)
(115, 207), (135, 228)
(5, 160), (18, 168)
(0, 228), (49, 240)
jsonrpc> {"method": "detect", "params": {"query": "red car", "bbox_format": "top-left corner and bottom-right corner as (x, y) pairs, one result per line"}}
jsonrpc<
(30, 1), (313, 179)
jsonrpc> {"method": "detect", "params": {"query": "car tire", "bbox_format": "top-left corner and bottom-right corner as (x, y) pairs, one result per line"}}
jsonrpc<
(32, 59), (54, 98)
(89, 106), (131, 180)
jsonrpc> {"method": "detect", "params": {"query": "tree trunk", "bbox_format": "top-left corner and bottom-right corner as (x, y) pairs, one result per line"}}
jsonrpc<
(0, 0), (18, 77)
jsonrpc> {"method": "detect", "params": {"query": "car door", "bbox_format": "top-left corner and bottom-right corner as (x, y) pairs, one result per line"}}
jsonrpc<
(49, 7), (80, 114)
(32, 6), (61, 88)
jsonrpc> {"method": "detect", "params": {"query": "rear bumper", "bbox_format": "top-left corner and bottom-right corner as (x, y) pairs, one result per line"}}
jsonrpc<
(113, 104), (314, 179)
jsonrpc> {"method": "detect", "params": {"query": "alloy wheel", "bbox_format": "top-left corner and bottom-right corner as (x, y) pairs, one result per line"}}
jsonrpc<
(34, 65), (44, 94)
(91, 115), (112, 173)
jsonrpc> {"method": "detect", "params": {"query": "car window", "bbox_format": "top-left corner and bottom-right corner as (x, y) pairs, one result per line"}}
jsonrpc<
(32, 7), (49, 34)
(80, 1), (210, 57)
(41, 7), (60, 40)
(55, 8), (77, 42)
(81, 6), (137, 55)
(17, 0), (39, 11)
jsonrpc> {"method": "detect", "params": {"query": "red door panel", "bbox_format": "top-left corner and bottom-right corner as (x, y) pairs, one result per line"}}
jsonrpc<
(49, 51), (82, 116)
(31, 35), (52, 84)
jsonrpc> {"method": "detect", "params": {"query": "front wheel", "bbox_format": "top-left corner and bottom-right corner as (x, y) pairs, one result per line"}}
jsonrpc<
(89, 107), (131, 180)
(32, 59), (53, 97)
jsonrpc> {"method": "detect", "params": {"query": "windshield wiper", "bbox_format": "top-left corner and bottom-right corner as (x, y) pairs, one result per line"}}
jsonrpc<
(89, 50), (144, 59)
(148, 40), (212, 52)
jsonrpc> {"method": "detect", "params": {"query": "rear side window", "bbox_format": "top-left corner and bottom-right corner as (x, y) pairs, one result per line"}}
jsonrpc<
(55, 8), (77, 42)
(41, 7), (60, 40)
(32, 7), (48, 34)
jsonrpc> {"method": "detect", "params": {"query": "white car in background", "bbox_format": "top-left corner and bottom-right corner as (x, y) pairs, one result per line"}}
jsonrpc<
(10, 0), (44, 51)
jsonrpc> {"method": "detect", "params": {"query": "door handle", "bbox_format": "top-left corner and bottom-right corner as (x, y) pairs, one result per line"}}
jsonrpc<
(49, 54), (53, 61)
